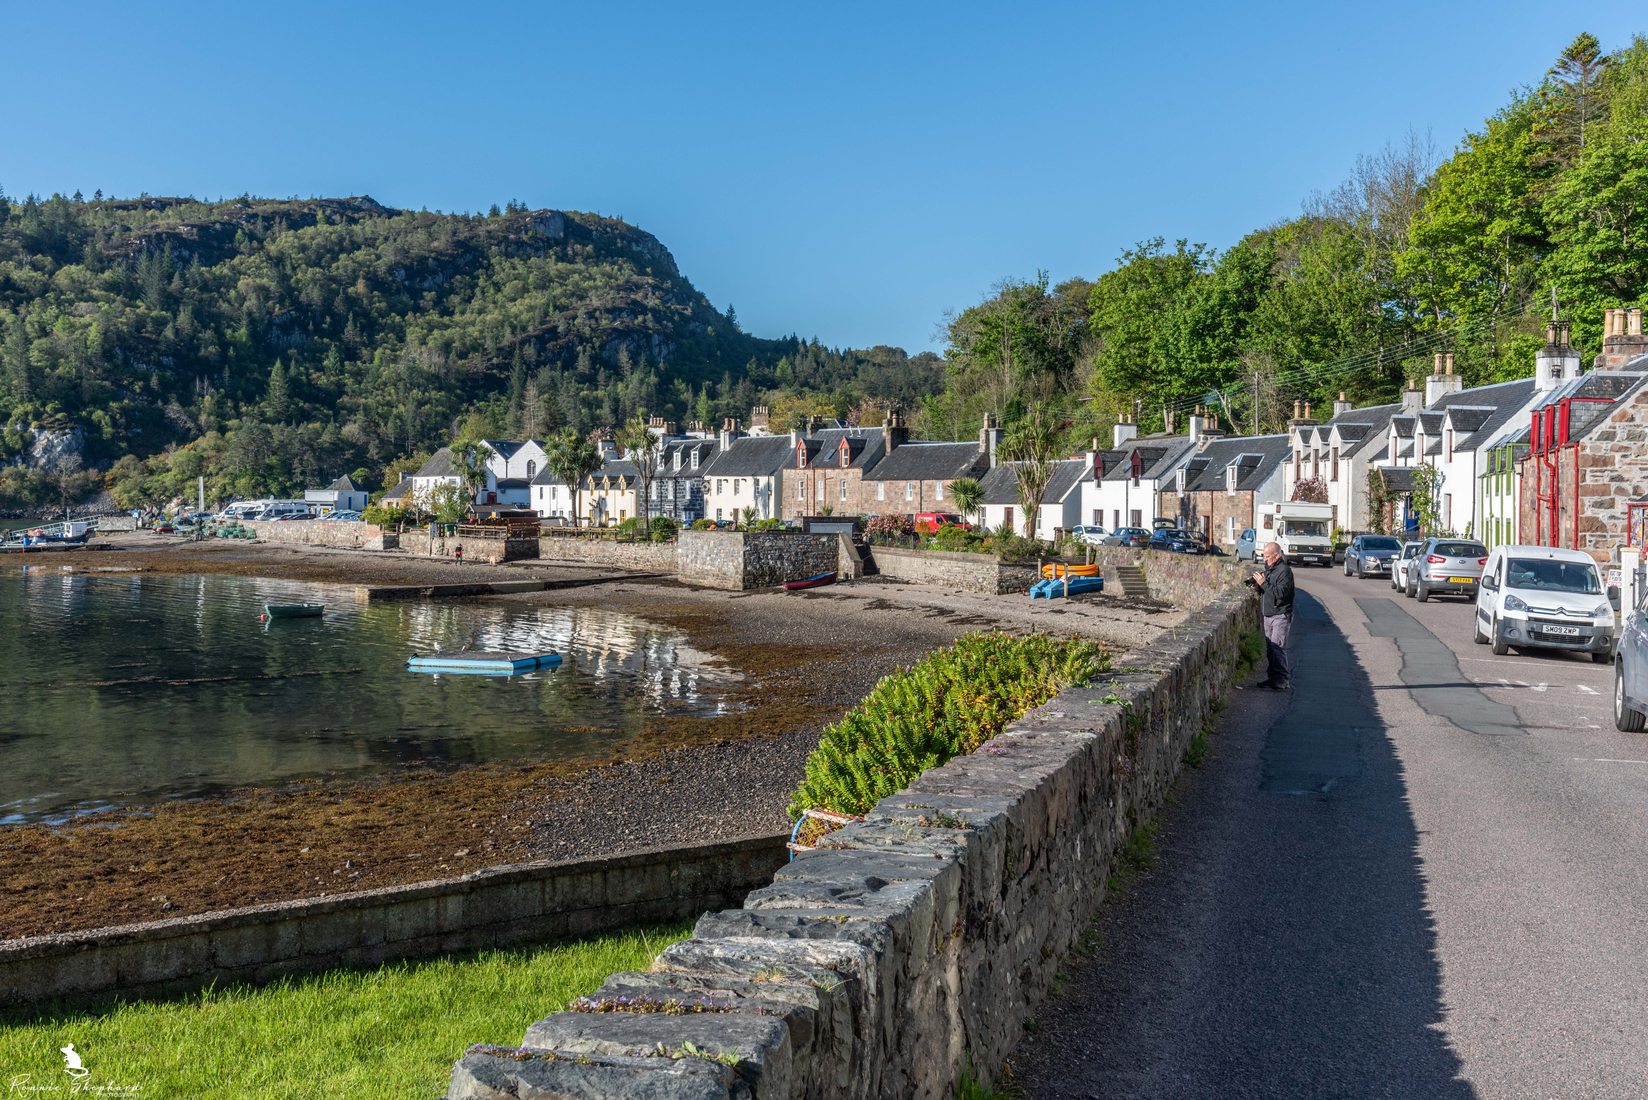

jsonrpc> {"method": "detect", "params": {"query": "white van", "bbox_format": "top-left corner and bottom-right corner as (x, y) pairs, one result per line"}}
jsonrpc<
(1474, 544), (1615, 662)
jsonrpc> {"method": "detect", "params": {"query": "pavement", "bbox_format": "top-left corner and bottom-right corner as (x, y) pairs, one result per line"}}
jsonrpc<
(1009, 564), (1648, 1099)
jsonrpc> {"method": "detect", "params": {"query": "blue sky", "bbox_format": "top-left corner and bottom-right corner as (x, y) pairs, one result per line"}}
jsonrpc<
(1, 2), (1641, 352)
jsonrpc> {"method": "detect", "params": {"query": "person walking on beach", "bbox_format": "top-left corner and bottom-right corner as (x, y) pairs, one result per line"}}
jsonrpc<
(1251, 541), (1295, 691)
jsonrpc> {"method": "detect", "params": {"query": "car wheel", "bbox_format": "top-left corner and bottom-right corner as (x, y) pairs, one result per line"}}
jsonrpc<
(1593, 650), (1613, 665)
(1343, 557), (1352, 576)
(1356, 560), (1365, 580)
(1406, 576), (1417, 598)
(1473, 614), (1487, 645)
(1491, 616), (1510, 656)
(1416, 579), (1430, 603)
(1616, 662), (1645, 731)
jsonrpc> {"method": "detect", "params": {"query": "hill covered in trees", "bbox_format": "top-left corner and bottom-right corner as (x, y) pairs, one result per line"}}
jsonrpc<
(923, 32), (1648, 447)
(0, 195), (940, 507)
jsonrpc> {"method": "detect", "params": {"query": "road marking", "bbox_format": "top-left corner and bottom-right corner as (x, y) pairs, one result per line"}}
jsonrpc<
(1573, 757), (1648, 764)
(1494, 678), (1549, 692)
(1577, 684), (1600, 695)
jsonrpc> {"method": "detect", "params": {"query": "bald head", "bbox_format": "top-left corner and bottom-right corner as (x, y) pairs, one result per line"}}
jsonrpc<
(1263, 542), (1282, 564)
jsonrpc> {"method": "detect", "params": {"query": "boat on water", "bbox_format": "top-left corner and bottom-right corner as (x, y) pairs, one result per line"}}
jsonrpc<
(407, 650), (562, 675)
(783, 571), (837, 591)
(262, 602), (325, 619)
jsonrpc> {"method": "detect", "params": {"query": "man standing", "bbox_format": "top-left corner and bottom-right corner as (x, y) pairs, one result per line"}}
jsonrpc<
(1251, 541), (1295, 690)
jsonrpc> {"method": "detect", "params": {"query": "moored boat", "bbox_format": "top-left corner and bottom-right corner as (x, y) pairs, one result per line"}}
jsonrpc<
(783, 571), (837, 591)
(263, 602), (325, 619)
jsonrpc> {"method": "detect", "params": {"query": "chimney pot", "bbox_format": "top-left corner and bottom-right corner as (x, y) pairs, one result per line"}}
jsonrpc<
(1292, 399), (1302, 419)
(1303, 402), (1313, 420)
(1631, 308), (1644, 337)
(1433, 353), (1444, 375)
(1444, 353), (1454, 375)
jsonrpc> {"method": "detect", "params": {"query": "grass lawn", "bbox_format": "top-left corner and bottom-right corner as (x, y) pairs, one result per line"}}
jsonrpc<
(0, 922), (690, 1099)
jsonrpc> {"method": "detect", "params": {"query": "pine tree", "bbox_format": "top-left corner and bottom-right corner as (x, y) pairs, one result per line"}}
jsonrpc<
(265, 358), (290, 422)
(2, 318), (31, 401)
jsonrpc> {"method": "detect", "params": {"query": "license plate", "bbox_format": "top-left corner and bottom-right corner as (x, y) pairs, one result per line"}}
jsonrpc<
(1448, 576), (1475, 584)
(1540, 625), (1581, 637)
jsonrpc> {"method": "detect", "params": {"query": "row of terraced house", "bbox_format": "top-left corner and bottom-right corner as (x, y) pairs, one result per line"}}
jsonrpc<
(391, 305), (1648, 563)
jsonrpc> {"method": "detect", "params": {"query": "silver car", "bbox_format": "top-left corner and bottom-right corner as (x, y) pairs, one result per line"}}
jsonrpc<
(1617, 582), (1648, 731)
(1344, 534), (1403, 579)
(1406, 538), (1489, 602)
(1390, 541), (1424, 591)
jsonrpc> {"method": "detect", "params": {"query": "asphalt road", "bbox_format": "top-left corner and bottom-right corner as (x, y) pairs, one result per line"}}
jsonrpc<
(1009, 565), (1648, 1100)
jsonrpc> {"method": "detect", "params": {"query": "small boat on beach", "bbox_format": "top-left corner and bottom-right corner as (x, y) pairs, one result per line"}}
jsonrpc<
(783, 571), (837, 591)
(407, 650), (562, 675)
(262, 602), (325, 619)
(1029, 574), (1104, 600)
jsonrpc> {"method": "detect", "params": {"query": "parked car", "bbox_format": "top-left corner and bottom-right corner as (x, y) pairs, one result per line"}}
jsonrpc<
(1070, 524), (1109, 546)
(1235, 528), (1258, 561)
(1476, 545), (1615, 663)
(1106, 527), (1151, 547)
(1391, 540), (1424, 591)
(913, 512), (967, 534)
(1615, 580), (1648, 730)
(1343, 535), (1404, 579)
(1148, 528), (1203, 554)
(1405, 537), (1488, 602)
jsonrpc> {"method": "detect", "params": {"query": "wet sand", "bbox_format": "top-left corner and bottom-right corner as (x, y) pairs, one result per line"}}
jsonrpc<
(0, 535), (1183, 940)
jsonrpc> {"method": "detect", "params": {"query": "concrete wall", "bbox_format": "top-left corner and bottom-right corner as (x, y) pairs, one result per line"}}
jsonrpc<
(243, 519), (391, 551)
(677, 530), (839, 590)
(539, 536), (678, 573)
(0, 835), (787, 1010)
(446, 587), (1260, 1100)
(869, 546), (1040, 595)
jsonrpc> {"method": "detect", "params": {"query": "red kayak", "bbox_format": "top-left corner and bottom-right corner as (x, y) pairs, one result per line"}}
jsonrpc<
(783, 571), (837, 591)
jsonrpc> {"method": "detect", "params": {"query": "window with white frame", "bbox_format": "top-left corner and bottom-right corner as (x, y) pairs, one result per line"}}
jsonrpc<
(717, 479), (725, 494)
(935, 481), (944, 500)
(839, 479), (848, 501)
(526, 460), (536, 479)
(905, 482), (914, 502)
(1225, 466), (1237, 495)
(690, 450), (699, 469)
(734, 479), (742, 495)
(877, 482), (885, 501)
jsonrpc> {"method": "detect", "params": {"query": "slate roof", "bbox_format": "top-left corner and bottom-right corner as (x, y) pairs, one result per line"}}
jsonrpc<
(978, 460), (1085, 505)
(1376, 466), (1419, 493)
(1441, 406), (1494, 433)
(1180, 435), (1290, 493)
(1332, 402), (1402, 458)
(591, 459), (639, 488)
(863, 441), (987, 482)
(413, 448), (457, 478)
(482, 439), (525, 461)
(1430, 378), (1538, 449)
(381, 477), (414, 501)
(700, 435), (794, 477)
(657, 440), (715, 479)
(530, 465), (567, 487)
(792, 428), (885, 471)
(1100, 439), (1196, 483)
(495, 478), (531, 490)
(1525, 370), (1648, 446)
(326, 475), (359, 491)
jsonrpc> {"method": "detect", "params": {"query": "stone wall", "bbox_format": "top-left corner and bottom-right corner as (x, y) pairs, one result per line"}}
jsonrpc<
(677, 530), (839, 590)
(399, 531), (538, 563)
(1086, 546), (1248, 606)
(0, 835), (787, 1010)
(869, 546), (1040, 595)
(538, 536), (678, 573)
(446, 587), (1260, 1100)
(243, 519), (392, 551)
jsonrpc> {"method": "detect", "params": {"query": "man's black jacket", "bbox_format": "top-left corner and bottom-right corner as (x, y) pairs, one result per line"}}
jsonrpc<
(1261, 556), (1295, 618)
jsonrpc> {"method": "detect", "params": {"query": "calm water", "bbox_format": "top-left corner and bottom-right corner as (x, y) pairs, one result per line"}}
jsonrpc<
(0, 569), (740, 824)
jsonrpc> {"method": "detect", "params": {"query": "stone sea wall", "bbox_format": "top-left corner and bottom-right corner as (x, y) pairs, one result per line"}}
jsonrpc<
(242, 519), (392, 551)
(868, 546), (1040, 595)
(446, 586), (1260, 1100)
(1087, 546), (1247, 606)
(0, 836), (787, 1010)
(538, 536), (678, 573)
(677, 530), (839, 590)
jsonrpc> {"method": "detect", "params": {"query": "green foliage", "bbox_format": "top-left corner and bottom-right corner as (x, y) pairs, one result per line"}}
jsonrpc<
(748, 517), (786, 530)
(427, 482), (469, 524)
(545, 428), (601, 525)
(690, 518), (716, 530)
(362, 502), (408, 528)
(648, 515), (680, 542)
(949, 476), (984, 524)
(988, 530), (1043, 563)
(864, 512), (913, 543)
(1001, 409), (1057, 536)
(788, 632), (1109, 818)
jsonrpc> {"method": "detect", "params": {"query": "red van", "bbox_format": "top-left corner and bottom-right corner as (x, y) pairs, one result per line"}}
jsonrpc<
(913, 512), (968, 534)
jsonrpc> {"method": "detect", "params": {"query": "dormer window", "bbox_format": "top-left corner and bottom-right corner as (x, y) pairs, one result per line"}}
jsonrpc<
(1175, 469), (1186, 492)
(690, 450), (699, 470)
(797, 442), (808, 468)
(839, 439), (850, 465)
(674, 450), (682, 470)
(1226, 466), (1237, 495)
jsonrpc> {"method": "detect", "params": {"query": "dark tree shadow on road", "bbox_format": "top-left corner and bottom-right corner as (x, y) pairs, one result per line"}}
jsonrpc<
(1011, 588), (1475, 1099)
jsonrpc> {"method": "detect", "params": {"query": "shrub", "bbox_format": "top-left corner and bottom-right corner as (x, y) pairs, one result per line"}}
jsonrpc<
(987, 531), (1043, 563)
(690, 518), (717, 530)
(788, 632), (1108, 818)
(930, 523), (986, 553)
(649, 516), (680, 542)
(750, 517), (786, 531)
(615, 516), (644, 539)
(864, 512), (913, 544)
(362, 503), (407, 528)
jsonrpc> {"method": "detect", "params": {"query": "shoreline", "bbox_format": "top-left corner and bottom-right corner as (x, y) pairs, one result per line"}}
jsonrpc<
(0, 535), (1183, 942)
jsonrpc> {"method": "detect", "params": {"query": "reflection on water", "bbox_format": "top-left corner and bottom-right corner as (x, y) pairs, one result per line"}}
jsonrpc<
(0, 569), (740, 824)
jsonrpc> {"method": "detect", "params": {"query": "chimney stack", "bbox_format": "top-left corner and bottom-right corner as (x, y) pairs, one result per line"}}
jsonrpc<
(882, 409), (908, 454)
(1332, 391), (1353, 419)
(980, 413), (1005, 463)
(1401, 377), (1424, 415)
(1425, 357), (1464, 404)
(1112, 419), (1138, 449)
(1594, 305), (1648, 370)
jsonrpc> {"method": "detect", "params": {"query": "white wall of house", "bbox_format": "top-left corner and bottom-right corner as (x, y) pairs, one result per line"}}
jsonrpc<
(705, 473), (782, 522)
(485, 440), (548, 483)
(1082, 476), (1162, 532)
(531, 481), (575, 520)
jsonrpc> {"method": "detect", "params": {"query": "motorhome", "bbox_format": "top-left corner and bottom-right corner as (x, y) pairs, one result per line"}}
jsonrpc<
(1259, 500), (1335, 566)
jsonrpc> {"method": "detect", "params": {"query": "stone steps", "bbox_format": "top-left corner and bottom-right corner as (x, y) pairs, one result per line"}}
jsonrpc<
(1111, 564), (1150, 599)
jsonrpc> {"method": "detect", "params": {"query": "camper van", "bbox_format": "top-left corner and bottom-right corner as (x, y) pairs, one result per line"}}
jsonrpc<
(1258, 501), (1334, 566)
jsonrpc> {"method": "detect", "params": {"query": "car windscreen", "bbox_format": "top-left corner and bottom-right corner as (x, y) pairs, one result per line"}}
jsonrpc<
(1434, 542), (1486, 557)
(1505, 558), (1602, 595)
(1363, 537), (1402, 551)
(1285, 521), (1328, 537)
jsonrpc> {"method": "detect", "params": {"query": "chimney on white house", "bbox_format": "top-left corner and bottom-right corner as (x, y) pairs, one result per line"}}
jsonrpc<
(1112, 419), (1138, 449)
(979, 413), (1005, 464)
(1401, 377), (1424, 415)
(1332, 391), (1353, 419)
(1536, 321), (1580, 390)
(718, 418), (742, 452)
(1425, 352), (1465, 404)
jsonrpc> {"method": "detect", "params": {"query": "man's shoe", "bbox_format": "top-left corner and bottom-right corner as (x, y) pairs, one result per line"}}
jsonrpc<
(1264, 681), (1290, 692)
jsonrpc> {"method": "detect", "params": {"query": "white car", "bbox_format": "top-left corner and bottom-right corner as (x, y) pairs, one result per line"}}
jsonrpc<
(1390, 540), (1424, 591)
(1474, 544), (1615, 662)
(1071, 524), (1109, 546)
